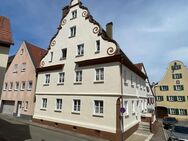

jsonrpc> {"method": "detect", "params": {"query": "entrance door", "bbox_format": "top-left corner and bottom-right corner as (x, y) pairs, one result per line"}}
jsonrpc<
(16, 101), (22, 117)
(156, 106), (168, 119)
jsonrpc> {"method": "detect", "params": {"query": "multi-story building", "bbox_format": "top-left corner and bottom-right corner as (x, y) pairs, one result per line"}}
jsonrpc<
(33, 0), (149, 140)
(0, 16), (14, 94)
(155, 60), (188, 120)
(0, 41), (46, 120)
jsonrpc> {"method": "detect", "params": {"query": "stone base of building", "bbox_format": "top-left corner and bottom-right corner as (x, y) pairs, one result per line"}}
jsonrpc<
(13, 113), (33, 120)
(32, 118), (139, 141)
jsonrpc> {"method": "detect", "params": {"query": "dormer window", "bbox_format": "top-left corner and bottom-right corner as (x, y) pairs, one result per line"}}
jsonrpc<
(49, 52), (53, 62)
(95, 40), (100, 53)
(71, 10), (77, 19)
(70, 26), (76, 38)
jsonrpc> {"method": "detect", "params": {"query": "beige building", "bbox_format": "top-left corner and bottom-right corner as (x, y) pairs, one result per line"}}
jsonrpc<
(33, 0), (150, 140)
(0, 41), (46, 120)
(155, 60), (188, 120)
(0, 16), (14, 94)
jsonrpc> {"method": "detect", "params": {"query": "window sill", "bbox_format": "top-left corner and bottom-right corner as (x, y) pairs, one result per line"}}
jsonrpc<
(93, 81), (104, 84)
(124, 82), (128, 86)
(49, 61), (52, 63)
(13, 71), (17, 73)
(27, 89), (32, 91)
(132, 112), (136, 115)
(14, 89), (18, 91)
(93, 114), (104, 118)
(71, 111), (80, 115)
(74, 82), (82, 85)
(125, 115), (129, 118)
(24, 109), (28, 111)
(75, 54), (84, 58)
(95, 51), (100, 54)
(60, 57), (66, 61)
(69, 36), (76, 39)
(40, 108), (47, 111)
(21, 70), (26, 72)
(57, 83), (64, 86)
(70, 17), (76, 20)
(54, 110), (62, 113)
(8, 89), (12, 91)
(43, 84), (49, 86)
(20, 89), (25, 91)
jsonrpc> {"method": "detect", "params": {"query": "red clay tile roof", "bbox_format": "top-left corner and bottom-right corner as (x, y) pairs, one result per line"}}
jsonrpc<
(25, 41), (47, 68)
(0, 16), (14, 45)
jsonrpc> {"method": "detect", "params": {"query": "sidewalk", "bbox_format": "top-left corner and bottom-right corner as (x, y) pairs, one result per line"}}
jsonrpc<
(126, 130), (153, 141)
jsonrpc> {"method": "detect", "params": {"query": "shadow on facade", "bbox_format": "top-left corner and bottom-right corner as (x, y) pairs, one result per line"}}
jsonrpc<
(0, 117), (31, 141)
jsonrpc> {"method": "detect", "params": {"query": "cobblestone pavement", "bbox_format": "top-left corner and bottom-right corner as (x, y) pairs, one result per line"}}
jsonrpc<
(150, 121), (166, 141)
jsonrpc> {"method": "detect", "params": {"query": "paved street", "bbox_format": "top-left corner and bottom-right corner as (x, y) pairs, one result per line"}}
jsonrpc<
(150, 121), (166, 141)
(0, 114), (106, 141)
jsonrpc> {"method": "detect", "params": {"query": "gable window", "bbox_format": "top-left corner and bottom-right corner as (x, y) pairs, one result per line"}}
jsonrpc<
(60, 49), (67, 60)
(124, 101), (129, 116)
(58, 72), (65, 84)
(27, 81), (32, 91)
(131, 73), (134, 87)
(55, 99), (62, 111)
(75, 71), (82, 83)
(95, 40), (100, 53)
(21, 63), (26, 72)
(20, 49), (24, 55)
(156, 96), (164, 101)
(15, 82), (19, 91)
(94, 100), (104, 116)
(41, 98), (47, 109)
(124, 71), (128, 85)
(71, 10), (77, 19)
(49, 52), (53, 62)
(132, 101), (135, 114)
(44, 74), (50, 85)
(77, 44), (84, 56)
(95, 68), (104, 81)
(24, 101), (28, 111)
(160, 85), (169, 91)
(174, 85), (184, 91)
(9, 82), (13, 91)
(172, 63), (181, 70)
(172, 73), (182, 79)
(21, 81), (26, 91)
(72, 99), (80, 113)
(13, 64), (18, 73)
(3, 83), (8, 91)
(70, 26), (76, 37)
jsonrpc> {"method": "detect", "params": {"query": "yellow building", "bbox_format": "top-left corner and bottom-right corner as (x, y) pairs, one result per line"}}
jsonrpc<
(155, 60), (188, 120)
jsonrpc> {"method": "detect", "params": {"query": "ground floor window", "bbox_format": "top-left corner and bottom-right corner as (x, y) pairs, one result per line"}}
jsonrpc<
(94, 100), (104, 115)
(72, 99), (81, 113)
(55, 99), (62, 111)
(41, 98), (47, 109)
(168, 108), (187, 116)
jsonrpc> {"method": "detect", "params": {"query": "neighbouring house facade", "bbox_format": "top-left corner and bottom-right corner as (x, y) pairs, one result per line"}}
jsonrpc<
(33, 0), (149, 140)
(0, 16), (14, 95)
(0, 41), (46, 120)
(155, 60), (188, 120)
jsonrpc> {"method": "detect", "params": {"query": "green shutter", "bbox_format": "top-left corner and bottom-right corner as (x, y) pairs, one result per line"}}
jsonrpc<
(185, 110), (187, 115)
(176, 109), (179, 115)
(174, 96), (177, 101)
(167, 96), (169, 101)
(167, 86), (169, 91)
(181, 85), (184, 91)
(173, 85), (176, 91)
(172, 74), (175, 79)
(162, 96), (164, 101)
(183, 96), (185, 102)
(160, 86), (162, 91)
(167, 108), (170, 114)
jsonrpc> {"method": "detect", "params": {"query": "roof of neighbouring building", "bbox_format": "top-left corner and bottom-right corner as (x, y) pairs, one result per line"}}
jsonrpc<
(0, 16), (14, 45)
(135, 63), (144, 71)
(25, 41), (47, 68)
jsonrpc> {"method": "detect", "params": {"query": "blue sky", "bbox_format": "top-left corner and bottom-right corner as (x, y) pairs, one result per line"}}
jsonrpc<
(1, 0), (188, 83)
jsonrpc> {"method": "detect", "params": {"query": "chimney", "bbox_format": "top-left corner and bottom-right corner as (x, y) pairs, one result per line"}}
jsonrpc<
(106, 22), (113, 39)
(62, 6), (69, 17)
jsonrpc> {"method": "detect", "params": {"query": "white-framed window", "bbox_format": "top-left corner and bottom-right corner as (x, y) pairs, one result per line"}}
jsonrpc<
(95, 68), (104, 81)
(93, 100), (104, 116)
(24, 101), (28, 111)
(3, 83), (8, 91)
(55, 99), (62, 111)
(72, 99), (81, 113)
(179, 109), (187, 115)
(71, 10), (77, 19)
(49, 52), (53, 62)
(124, 101), (129, 116)
(132, 100), (135, 114)
(9, 82), (13, 91)
(75, 71), (82, 83)
(44, 74), (50, 85)
(124, 71), (128, 85)
(160, 85), (169, 91)
(77, 44), (84, 56)
(168, 96), (175, 102)
(58, 72), (65, 84)
(174, 85), (184, 91)
(21, 81), (26, 90)
(27, 81), (32, 91)
(15, 82), (19, 91)
(60, 48), (67, 60)
(21, 63), (26, 72)
(41, 98), (47, 109)
(13, 64), (18, 73)
(95, 40), (100, 53)
(156, 96), (164, 101)
(70, 26), (76, 37)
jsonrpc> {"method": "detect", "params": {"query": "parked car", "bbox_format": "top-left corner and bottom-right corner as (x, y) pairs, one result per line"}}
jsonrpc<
(168, 126), (188, 141)
(163, 117), (177, 127)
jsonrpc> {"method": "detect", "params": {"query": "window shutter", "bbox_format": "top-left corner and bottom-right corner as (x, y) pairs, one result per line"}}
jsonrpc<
(171, 66), (174, 70)
(176, 109), (179, 115)
(167, 86), (169, 91)
(181, 85), (184, 90)
(167, 96), (169, 101)
(172, 74), (174, 79)
(174, 96), (177, 101)
(160, 86), (162, 91)
(183, 96), (185, 102)
(185, 110), (187, 115)
(173, 85), (176, 91)
(167, 108), (170, 114)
